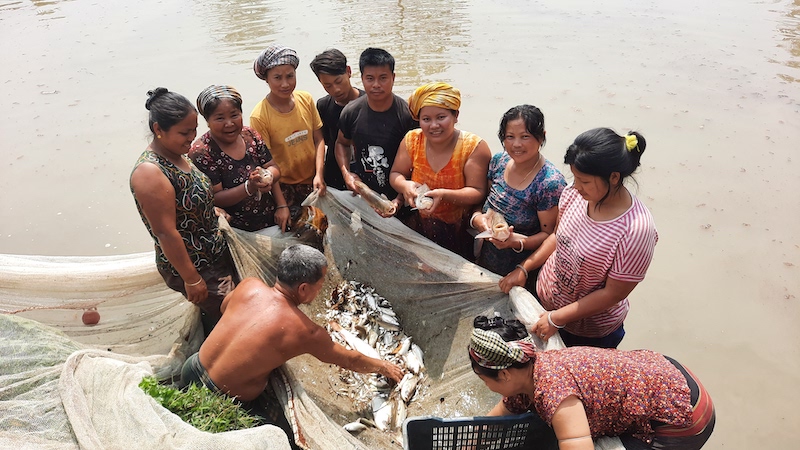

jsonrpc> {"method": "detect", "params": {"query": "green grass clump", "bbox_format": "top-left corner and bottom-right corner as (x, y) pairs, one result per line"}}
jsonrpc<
(139, 375), (264, 433)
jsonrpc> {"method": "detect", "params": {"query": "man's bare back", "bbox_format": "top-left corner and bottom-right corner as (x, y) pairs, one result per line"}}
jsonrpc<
(195, 276), (403, 402)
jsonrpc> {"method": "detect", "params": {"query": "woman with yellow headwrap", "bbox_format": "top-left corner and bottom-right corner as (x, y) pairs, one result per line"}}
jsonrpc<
(389, 82), (492, 259)
(189, 84), (289, 232)
(469, 314), (715, 450)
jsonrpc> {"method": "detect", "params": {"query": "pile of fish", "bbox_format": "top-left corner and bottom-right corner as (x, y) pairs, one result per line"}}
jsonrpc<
(324, 281), (425, 434)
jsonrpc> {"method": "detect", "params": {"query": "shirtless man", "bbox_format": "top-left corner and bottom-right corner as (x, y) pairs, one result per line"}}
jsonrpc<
(180, 244), (404, 402)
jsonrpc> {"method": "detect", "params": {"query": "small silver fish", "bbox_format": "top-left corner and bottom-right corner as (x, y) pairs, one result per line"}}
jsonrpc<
(399, 373), (419, 403)
(372, 395), (395, 431)
(343, 420), (368, 433)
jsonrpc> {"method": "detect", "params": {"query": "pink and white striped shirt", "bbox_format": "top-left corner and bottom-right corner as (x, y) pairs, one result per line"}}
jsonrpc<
(536, 186), (658, 337)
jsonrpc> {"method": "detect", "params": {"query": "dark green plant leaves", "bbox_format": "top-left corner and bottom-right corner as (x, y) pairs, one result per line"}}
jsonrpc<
(138, 376), (264, 433)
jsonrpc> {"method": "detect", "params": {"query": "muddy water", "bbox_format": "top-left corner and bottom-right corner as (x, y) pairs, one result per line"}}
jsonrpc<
(1, 0), (799, 448)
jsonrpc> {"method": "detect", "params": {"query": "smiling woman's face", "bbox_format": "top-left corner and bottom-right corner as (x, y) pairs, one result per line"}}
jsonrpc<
(206, 99), (242, 146)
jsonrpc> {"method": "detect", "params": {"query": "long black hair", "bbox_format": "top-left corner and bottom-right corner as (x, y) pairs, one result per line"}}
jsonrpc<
(564, 127), (647, 206)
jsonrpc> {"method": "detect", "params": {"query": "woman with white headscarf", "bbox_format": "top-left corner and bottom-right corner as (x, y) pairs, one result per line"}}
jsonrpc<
(389, 82), (492, 259)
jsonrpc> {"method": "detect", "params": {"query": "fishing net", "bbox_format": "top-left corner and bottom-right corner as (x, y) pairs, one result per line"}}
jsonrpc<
(0, 188), (622, 450)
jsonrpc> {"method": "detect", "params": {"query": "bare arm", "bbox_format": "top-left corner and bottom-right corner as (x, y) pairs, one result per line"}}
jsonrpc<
(487, 400), (515, 417)
(210, 180), (252, 208)
(130, 163), (207, 303)
(490, 204), (558, 252)
(499, 225), (558, 294)
(533, 277), (639, 340)
(550, 396), (594, 450)
(312, 127), (327, 196)
(334, 130), (359, 192)
(388, 139), (417, 207)
(306, 324), (403, 382)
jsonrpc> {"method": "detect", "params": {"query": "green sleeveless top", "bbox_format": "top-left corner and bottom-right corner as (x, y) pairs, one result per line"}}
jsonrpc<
(130, 149), (227, 276)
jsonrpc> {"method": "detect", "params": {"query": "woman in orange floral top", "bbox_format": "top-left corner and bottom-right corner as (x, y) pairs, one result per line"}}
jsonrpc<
(389, 82), (491, 259)
(469, 315), (715, 449)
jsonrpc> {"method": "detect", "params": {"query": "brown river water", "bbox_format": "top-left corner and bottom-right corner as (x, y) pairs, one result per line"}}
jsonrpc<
(1, 0), (799, 448)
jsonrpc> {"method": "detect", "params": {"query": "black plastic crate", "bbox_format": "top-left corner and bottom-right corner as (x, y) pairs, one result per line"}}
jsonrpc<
(402, 413), (558, 450)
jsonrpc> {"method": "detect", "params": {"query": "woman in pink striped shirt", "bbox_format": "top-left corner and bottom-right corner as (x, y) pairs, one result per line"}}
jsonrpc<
(500, 128), (657, 348)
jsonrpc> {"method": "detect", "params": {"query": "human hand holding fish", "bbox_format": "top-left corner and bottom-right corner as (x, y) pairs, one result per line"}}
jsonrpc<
(417, 188), (444, 216)
(353, 180), (397, 217)
(249, 167), (273, 201)
(327, 281), (427, 433)
(474, 209), (511, 242)
(344, 171), (363, 196)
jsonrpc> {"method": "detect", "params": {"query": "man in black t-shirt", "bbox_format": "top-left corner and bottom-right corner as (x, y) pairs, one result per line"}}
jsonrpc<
(335, 47), (418, 216)
(310, 49), (365, 190)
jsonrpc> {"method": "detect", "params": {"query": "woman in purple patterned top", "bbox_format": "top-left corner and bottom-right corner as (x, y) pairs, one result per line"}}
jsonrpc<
(471, 105), (566, 291)
(189, 85), (290, 232)
(469, 315), (715, 449)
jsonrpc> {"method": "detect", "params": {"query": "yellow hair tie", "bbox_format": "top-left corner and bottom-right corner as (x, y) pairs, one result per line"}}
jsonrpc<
(625, 134), (639, 152)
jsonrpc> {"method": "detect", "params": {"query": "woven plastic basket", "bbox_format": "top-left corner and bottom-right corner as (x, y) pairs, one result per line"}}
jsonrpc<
(402, 413), (558, 450)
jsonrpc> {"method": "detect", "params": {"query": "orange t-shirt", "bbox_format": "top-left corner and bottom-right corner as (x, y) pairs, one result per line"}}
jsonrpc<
(405, 129), (482, 224)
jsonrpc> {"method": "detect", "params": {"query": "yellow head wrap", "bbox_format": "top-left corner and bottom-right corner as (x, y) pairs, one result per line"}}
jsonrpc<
(625, 134), (639, 152)
(407, 82), (461, 121)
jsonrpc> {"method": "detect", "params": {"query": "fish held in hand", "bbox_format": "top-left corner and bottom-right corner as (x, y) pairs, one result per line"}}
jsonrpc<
(474, 208), (511, 242)
(414, 184), (434, 210)
(354, 180), (396, 216)
(252, 167), (273, 201)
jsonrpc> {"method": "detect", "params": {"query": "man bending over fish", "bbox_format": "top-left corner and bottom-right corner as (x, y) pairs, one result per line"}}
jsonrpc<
(179, 244), (403, 446)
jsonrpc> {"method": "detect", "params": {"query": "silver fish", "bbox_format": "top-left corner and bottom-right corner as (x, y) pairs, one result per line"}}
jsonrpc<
(414, 183), (434, 210)
(355, 180), (396, 216)
(405, 345), (424, 375)
(372, 395), (395, 431)
(343, 421), (368, 433)
(399, 373), (419, 403)
(331, 321), (381, 360)
(394, 394), (407, 430)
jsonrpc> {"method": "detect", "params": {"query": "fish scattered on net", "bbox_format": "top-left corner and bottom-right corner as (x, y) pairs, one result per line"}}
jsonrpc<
(324, 281), (426, 434)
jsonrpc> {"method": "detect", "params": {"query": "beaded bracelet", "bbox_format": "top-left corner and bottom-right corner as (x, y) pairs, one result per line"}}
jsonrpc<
(515, 264), (529, 279)
(186, 277), (203, 287)
(547, 311), (565, 329)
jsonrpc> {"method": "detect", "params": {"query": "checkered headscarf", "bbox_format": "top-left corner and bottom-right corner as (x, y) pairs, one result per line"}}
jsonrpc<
(469, 328), (536, 370)
(196, 85), (242, 118)
(253, 44), (299, 80)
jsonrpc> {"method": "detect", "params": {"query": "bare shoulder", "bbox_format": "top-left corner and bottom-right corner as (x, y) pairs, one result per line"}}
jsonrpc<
(228, 277), (271, 305)
(130, 161), (164, 187)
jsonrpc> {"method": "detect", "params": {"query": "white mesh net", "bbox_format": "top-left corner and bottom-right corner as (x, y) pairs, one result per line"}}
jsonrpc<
(0, 188), (622, 450)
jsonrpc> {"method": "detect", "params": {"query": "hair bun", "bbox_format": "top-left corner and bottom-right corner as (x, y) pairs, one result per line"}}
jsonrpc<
(145, 87), (169, 110)
(473, 315), (490, 329)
